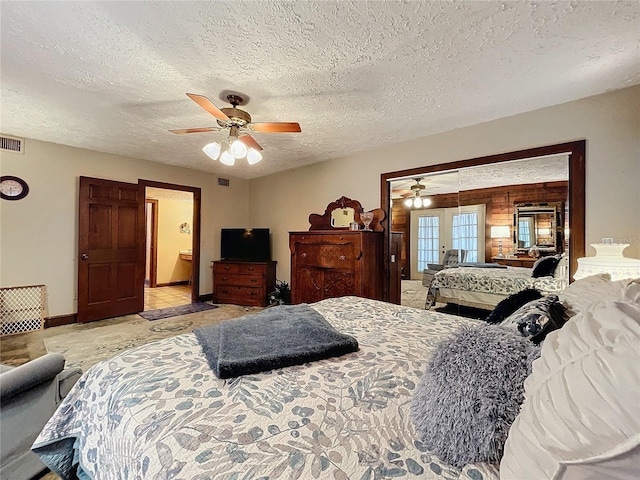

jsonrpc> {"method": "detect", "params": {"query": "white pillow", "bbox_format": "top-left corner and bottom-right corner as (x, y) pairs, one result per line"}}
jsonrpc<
(500, 300), (640, 480)
(559, 274), (640, 316)
(553, 252), (569, 280)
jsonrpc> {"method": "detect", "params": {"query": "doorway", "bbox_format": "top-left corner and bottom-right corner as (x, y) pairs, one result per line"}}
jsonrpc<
(140, 180), (202, 310)
(409, 205), (485, 279)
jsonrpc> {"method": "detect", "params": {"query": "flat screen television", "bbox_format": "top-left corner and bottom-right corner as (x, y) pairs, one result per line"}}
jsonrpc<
(220, 228), (271, 262)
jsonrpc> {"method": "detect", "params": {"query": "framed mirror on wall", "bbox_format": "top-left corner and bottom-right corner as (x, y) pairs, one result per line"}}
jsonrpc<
(514, 202), (564, 255)
(379, 140), (586, 304)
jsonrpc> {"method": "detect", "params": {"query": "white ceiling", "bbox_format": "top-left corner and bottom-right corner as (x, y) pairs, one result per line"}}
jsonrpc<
(1, 1), (638, 180)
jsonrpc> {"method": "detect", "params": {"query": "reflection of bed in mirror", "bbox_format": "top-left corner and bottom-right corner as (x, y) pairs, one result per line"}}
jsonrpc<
(381, 141), (585, 307)
(428, 262), (568, 311)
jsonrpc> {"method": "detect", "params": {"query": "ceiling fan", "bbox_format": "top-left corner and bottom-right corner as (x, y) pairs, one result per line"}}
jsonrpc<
(169, 93), (301, 165)
(403, 178), (432, 208)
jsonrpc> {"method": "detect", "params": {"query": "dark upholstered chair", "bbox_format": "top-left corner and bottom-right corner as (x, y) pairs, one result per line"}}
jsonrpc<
(422, 249), (468, 286)
(0, 353), (82, 480)
(422, 249), (468, 308)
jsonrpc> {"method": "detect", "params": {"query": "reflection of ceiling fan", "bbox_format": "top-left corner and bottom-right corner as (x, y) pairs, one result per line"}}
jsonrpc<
(169, 93), (301, 165)
(404, 178), (432, 208)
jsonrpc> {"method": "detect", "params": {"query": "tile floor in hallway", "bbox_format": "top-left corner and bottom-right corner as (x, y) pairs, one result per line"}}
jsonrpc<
(144, 284), (192, 310)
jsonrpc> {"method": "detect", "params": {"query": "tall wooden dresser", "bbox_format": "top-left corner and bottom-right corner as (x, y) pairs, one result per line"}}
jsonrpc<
(289, 231), (384, 304)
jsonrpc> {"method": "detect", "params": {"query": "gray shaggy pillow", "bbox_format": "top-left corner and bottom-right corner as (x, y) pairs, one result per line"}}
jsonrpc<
(410, 324), (539, 468)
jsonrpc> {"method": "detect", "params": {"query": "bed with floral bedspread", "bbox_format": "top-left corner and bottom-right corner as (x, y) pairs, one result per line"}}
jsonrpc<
(33, 296), (500, 480)
(429, 266), (567, 311)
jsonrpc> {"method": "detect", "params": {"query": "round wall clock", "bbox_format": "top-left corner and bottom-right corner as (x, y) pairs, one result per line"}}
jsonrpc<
(0, 176), (29, 200)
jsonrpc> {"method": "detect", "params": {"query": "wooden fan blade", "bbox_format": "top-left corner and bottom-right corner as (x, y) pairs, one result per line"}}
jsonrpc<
(250, 122), (301, 133)
(169, 127), (221, 134)
(239, 134), (263, 151)
(186, 93), (230, 121)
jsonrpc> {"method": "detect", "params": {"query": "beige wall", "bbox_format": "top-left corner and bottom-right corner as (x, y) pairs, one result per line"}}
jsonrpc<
(154, 197), (193, 284)
(250, 86), (640, 283)
(0, 140), (250, 317)
(2, 86), (638, 316)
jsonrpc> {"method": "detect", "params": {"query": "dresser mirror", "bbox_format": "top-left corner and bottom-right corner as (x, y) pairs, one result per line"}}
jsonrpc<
(514, 202), (563, 253)
(309, 196), (385, 231)
(330, 207), (355, 227)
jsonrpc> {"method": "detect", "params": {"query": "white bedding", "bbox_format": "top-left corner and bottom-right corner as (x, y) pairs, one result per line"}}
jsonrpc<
(431, 266), (567, 310)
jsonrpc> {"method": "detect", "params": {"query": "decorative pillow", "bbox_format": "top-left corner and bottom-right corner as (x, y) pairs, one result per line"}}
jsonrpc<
(553, 252), (569, 279)
(559, 274), (640, 317)
(410, 324), (539, 468)
(484, 288), (542, 324)
(500, 295), (565, 344)
(500, 301), (640, 480)
(531, 254), (561, 278)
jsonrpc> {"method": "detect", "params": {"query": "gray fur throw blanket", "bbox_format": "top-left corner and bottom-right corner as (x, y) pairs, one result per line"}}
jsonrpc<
(193, 304), (358, 379)
(410, 324), (539, 468)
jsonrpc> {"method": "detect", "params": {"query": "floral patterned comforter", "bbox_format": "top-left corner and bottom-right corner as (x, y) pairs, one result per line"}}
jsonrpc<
(33, 296), (499, 480)
(431, 266), (567, 296)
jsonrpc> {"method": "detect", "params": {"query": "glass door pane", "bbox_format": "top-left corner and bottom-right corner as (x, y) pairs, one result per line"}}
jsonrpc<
(410, 209), (445, 279)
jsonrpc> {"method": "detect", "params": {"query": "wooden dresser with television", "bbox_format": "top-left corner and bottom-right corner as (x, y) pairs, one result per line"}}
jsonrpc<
(212, 260), (276, 307)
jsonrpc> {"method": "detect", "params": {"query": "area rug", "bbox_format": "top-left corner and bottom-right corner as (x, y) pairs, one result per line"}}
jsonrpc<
(139, 302), (219, 320)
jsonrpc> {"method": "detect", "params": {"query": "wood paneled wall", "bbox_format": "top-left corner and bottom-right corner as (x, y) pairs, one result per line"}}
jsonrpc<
(391, 181), (568, 277)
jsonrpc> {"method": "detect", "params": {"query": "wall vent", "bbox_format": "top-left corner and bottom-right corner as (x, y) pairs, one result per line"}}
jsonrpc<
(218, 178), (230, 187)
(0, 135), (24, 154)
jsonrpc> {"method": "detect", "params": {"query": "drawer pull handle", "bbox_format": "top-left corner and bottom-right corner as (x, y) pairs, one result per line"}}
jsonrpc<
(302, 252), (307, 258)
(248, 267), (254, 271)
(224, 266), (230, 271)
(249, 292), (257, 296)
(251, 279), (258, 283)
(339, 255), (346, 261)
(222, 277), (228, 281)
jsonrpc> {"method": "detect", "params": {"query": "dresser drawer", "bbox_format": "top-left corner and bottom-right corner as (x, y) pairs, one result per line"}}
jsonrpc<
(214, 273), (263, 287)
(296, 243), (357, 269)
(215, 286), (265, 306)
(213, 262), (266, 276)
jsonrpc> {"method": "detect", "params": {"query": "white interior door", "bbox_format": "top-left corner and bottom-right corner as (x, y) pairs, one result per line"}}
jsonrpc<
(410, 205), (486, 279)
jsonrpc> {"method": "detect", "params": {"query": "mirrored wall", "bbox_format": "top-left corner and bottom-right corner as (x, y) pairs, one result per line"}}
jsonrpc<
(380, 141), (586, 310)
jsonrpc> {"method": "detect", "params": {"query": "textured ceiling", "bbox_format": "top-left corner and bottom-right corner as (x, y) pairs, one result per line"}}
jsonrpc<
(1, 1), (638, 179)
(389, 154), (569, 198)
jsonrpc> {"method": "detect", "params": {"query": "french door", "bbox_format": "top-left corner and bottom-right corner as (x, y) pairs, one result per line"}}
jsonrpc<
(410, 205), (485, 279)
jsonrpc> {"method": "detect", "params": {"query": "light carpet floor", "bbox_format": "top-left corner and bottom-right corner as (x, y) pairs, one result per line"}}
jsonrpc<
(43, 285), (427, 374)
(44, 304), (262, 372)
(401, 279), (429, 310)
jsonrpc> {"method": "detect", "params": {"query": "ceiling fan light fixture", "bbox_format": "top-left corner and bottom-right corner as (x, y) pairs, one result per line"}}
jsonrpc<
(230, 138), (247, 159)
(219, 150), (235, 166)
(173, 91), (300, 167)
(202, 141), (221, 160)
(414, 197), (423, 208)
(404, 198), (413, 207)
(246, 148), (263, 165)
